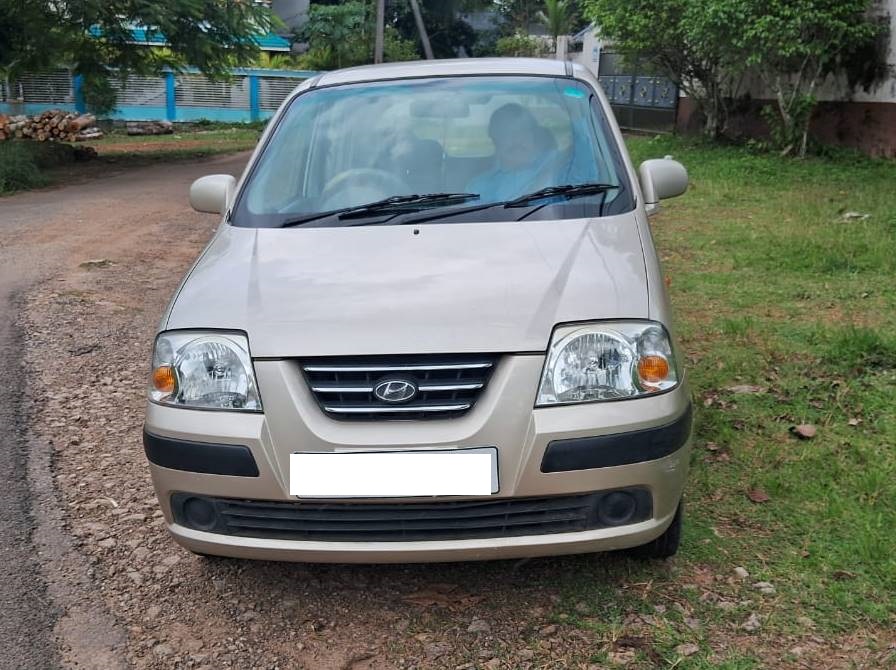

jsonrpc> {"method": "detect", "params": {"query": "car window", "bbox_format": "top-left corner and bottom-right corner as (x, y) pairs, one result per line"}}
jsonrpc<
(236, 76), (634, 227)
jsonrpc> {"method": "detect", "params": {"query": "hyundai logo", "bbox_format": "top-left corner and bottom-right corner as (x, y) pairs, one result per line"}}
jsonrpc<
(373, 378), (418, 403)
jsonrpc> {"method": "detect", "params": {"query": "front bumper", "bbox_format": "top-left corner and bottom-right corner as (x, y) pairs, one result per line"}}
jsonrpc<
(143, 355), (692, 562)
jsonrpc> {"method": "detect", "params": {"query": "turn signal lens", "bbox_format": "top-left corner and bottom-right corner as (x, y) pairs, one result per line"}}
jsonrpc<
(637, 355), (670, 383)
(152, 365), (177, 394)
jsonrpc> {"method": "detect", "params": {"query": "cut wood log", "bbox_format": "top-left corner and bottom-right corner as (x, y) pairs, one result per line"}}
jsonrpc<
(125, 120), (174, 136)
(68, 114), (96, 132)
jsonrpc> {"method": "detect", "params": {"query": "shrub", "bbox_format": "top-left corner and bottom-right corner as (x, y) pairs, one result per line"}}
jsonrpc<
(0, 142), (48, 194)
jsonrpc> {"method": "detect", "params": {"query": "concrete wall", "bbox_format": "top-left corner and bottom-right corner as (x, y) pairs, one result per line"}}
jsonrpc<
(568, 26), (604, 78)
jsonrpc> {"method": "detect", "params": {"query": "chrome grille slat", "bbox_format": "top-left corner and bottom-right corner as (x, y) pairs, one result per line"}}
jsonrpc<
(303, 362), (493, 373)
(322, 403), (471, 414)
(418, 382), (483, 391)
(311, 385), (374, 393)
(301, 354), (498, 421)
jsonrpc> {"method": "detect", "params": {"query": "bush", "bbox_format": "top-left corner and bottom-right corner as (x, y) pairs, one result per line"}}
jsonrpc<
(0, 142), (49, 194)
(495, 32), (548, 57)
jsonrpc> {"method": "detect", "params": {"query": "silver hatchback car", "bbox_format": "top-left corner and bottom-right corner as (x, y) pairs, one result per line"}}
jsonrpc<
(144, 58), (691, 563)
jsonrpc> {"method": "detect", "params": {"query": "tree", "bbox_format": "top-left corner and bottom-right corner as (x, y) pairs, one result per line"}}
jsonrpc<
(736, 0), (886, 157)
(297, 1), (369, 69)
(297, 1), (419, 70)
(537, 0), (573, 52)
(495, 32), (549, 57)
(495, 0), (544, 32)
(0, 0), (276, 112)
(583, 0), (888, 151)
(583, 0), (749, 138)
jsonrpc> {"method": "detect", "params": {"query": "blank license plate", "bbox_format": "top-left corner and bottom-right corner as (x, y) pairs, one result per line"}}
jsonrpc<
(289, 448), (498, 498)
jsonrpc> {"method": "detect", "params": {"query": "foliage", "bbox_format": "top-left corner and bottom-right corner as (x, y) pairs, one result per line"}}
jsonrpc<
(0, 142), (47, 194)
(496, 0), (582, 34)
(495, 31), (549, 57)
(583, 0), (748, 138)
(0, 0), (276, 114)
(736, 0), (886, 158)
(537, 0), (574, 49)
(251, 53), (307, 71)
(390, 1), (478, 58)
(297, 1), (419, 69)
(584, 0), (888, 151)
(297, 1), (368, 69)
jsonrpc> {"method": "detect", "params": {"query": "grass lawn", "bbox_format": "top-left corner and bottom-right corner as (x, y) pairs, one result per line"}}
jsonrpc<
(553, 136), (895, 668)
(81, 124), (261, 160)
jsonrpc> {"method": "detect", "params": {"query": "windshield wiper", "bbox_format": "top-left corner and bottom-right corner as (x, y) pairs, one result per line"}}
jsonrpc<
(504, 183), (619, 208)
(280, 193), (480, 228)
(391, 183), (621, 226)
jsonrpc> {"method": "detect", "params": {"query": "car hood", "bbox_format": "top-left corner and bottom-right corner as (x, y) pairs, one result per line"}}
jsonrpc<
(166, 216), (648, 357)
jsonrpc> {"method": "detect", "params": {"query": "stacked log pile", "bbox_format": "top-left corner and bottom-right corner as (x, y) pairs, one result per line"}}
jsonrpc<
(0, 110), (102, 142)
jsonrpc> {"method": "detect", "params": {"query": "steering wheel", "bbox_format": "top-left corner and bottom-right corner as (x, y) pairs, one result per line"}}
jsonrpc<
(319, 168), (410, 211)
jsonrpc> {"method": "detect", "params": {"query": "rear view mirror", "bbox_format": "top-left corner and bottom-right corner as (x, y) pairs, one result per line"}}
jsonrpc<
(638, 158), (688, 213)
(190, 174), (237, 214)
(410, 98), (470, 118)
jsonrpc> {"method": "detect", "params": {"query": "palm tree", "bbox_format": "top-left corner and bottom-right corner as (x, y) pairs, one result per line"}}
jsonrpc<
(537, 0), (571, 54)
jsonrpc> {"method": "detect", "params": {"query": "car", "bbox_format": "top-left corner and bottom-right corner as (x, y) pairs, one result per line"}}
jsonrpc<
(143, 58), (691, 563)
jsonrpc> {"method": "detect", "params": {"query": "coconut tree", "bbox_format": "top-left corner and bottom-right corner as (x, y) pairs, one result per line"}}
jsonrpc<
(538, 0), (573, 54)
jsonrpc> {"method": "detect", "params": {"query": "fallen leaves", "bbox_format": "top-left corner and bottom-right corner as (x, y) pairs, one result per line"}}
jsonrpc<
(746, 488), (771, 504)
(675, 642), (700, 657)
(726, 384), (767, 394)
(791, 424), (818, 439)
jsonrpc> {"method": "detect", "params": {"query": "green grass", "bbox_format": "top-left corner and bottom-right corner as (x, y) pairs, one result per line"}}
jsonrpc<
(85, 125), (261, 159)
(562, 135), (896, 665)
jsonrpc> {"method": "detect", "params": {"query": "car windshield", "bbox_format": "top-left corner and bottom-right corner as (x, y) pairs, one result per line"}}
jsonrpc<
(233, 75), (634, 228)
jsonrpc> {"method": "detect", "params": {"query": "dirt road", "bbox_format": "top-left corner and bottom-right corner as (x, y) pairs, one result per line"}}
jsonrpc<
(0, 155), (245, 669)
(2, 154), (601, 670)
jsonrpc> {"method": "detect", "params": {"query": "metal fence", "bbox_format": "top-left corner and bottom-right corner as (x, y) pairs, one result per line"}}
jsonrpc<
(597, 52), (679, 133)
(0, 67), (318, 122)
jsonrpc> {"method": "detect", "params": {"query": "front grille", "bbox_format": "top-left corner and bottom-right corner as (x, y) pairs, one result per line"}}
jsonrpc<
(171, 490), (653, 543)
(300, 354), (499, 420)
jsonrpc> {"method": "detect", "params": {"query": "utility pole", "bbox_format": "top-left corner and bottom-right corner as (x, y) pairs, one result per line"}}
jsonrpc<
(408, 0), (434, 60)
(374, 0), (385, 63)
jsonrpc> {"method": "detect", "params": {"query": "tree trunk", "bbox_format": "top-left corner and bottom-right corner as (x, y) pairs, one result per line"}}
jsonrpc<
(408, 0), (434, 59)
(373, 0), (385, 64)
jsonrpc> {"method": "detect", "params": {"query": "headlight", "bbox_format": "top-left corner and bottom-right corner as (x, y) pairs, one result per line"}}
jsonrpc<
(149, 331), (262, 411)
(537, 321), (679, 406)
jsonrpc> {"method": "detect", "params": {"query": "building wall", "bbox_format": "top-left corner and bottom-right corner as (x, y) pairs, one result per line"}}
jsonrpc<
(568, 26), (604, 78)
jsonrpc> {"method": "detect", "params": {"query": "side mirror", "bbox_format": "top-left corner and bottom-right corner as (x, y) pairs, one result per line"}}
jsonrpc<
(190, 174), (237, 215)
(638, 158), (688, 214)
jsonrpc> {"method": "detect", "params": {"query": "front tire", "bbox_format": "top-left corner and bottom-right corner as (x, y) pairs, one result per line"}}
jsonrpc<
(629, 502), (682, 559)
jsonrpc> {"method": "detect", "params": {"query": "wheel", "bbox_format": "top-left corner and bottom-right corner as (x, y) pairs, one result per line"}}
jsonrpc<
(629, 501), (682, 559)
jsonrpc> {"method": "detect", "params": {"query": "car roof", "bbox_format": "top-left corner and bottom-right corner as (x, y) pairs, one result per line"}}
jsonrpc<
(314, 58), (569, 87)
